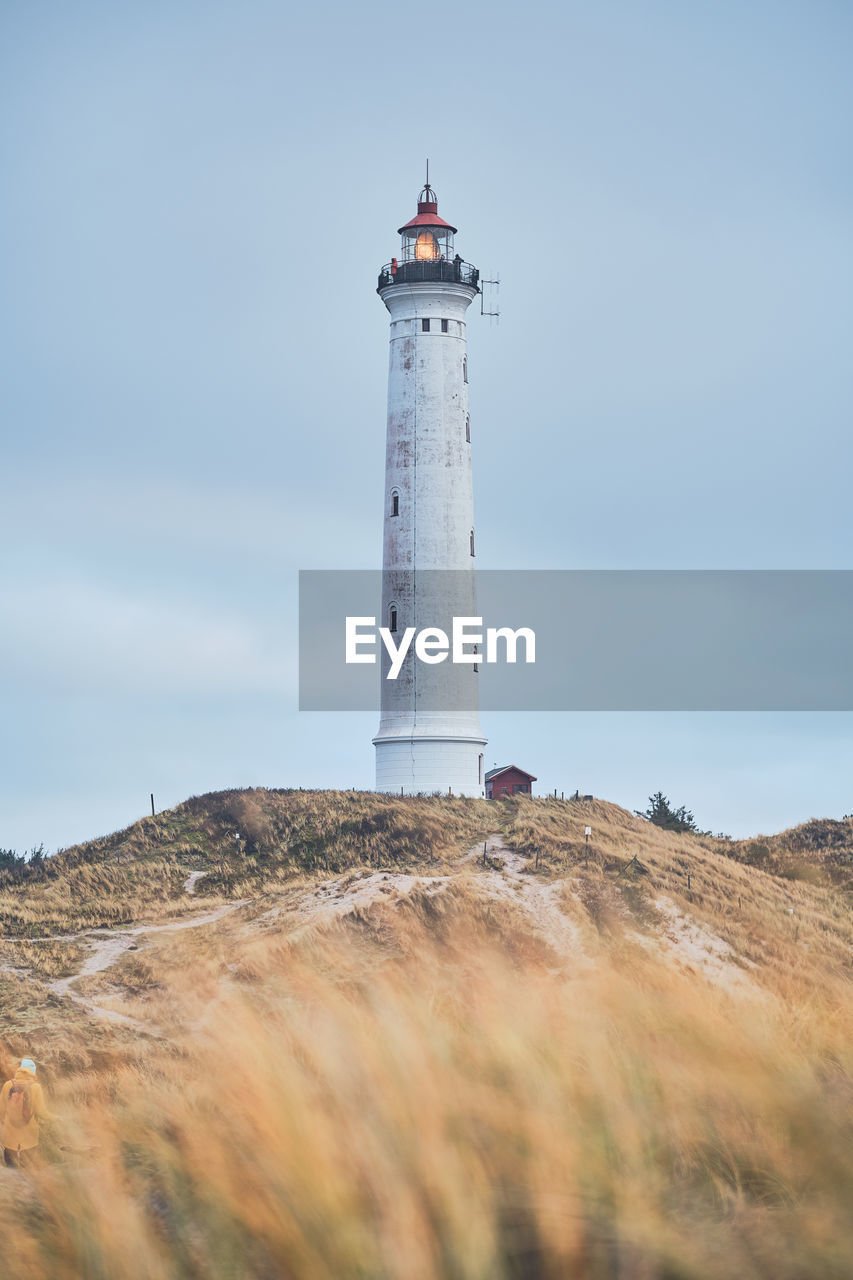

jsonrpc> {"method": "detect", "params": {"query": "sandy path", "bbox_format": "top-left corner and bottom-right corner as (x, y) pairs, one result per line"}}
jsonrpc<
(15, 834), (759, 1037)
(462, 840), (758, 989)
(461, 835), (588, 963)
(650, 895), (757, 992)
(184, 870), (208, 895)
(266, 835), (586, 963)
(259, 869), (453, 940)
(46, 901), (249, 1033)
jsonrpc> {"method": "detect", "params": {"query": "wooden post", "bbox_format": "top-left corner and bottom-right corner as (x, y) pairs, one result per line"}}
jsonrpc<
(483, 840), (487, 867)
(150, 793), (155, 817)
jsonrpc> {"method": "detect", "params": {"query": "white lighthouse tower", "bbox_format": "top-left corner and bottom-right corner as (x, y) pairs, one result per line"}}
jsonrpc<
(373, 178), (487, 796)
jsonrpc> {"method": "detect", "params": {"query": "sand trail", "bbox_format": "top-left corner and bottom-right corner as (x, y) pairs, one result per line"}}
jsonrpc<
(13, 831), (758, 1034)
(44, 901), (249, 1033)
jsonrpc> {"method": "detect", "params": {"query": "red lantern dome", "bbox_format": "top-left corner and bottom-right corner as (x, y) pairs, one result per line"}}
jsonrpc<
(377, 177), (479, 293)
(397, 184), (457, 262)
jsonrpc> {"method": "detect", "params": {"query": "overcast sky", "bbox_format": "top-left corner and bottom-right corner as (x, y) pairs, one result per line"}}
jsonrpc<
(2, 0), (852, 852)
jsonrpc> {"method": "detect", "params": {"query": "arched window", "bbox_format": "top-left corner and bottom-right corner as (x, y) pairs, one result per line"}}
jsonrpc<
(463, 355), (468, 383)
(465, 414), (470, 443)
(389, 604), (398, 633)
(390, 489), (399, 517)
(469, 529), (475, 557)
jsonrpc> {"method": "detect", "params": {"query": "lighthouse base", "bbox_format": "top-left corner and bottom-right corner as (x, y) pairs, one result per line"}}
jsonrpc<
(373, 734), (487, 798)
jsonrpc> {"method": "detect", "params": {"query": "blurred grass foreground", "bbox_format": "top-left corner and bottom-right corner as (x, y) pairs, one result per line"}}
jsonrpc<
(1, 789), (853, 1278)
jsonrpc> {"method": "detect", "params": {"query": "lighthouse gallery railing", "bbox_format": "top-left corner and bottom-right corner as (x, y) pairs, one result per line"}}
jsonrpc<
(377, 261), (480, 292)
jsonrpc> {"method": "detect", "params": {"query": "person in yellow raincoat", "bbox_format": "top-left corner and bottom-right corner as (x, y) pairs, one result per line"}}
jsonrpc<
(1, 1057), (50, 1168)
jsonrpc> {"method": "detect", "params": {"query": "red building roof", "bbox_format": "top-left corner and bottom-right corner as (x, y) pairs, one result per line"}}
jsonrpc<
(485, 765), (537, 783)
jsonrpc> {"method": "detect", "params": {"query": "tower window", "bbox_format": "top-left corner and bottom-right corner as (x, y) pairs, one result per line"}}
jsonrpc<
(441, 319), (449, 333)
(470, 529), (475, 557)
(390, 489), (399, 517)
(465, 414), (470, 443)
(422, 318), (431, 333)
(389, 604), (398, 633)
(463, 356), (468, 382)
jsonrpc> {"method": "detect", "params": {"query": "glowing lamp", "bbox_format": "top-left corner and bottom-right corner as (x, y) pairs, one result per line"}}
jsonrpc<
(415, 231), (439, 261)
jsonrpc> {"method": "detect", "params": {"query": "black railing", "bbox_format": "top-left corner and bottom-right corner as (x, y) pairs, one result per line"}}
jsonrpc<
(377, 260), (480, 292)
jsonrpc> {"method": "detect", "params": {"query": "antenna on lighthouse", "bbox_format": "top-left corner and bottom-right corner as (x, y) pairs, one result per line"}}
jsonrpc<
(480, 272), (500, 323)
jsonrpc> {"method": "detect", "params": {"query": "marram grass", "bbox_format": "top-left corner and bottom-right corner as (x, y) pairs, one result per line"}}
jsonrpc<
(3, 891), (853, 1280)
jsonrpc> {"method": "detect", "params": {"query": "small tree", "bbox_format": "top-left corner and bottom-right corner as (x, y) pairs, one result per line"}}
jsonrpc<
(636, 792), (698, 834)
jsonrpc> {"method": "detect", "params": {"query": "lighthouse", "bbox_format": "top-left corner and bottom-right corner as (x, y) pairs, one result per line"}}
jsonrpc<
(373, 179), (487, 796)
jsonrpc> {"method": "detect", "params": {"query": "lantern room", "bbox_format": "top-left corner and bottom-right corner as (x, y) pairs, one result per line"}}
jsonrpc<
(398, 183), (456, 262)
(377, 180), (480, 293)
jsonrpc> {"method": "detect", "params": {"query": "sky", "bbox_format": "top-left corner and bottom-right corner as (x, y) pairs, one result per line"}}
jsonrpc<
(2, 0), (852, 852)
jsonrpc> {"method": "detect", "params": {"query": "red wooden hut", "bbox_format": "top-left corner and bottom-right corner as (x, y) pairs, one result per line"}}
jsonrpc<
(485, 764), (537, 800)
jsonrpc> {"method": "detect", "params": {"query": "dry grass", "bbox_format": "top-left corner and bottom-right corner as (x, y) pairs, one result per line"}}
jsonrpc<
(723, 815), (853, 891)
(2, 892), (853, 1279)
(0, 790), (492, 936)
(2, 791), (853, 1277)
(0, 938), (85, 980)
(502, 795), (853, 1001)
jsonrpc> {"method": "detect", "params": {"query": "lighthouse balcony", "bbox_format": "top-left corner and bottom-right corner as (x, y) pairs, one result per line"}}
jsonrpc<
(377, 260), (480, 292)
